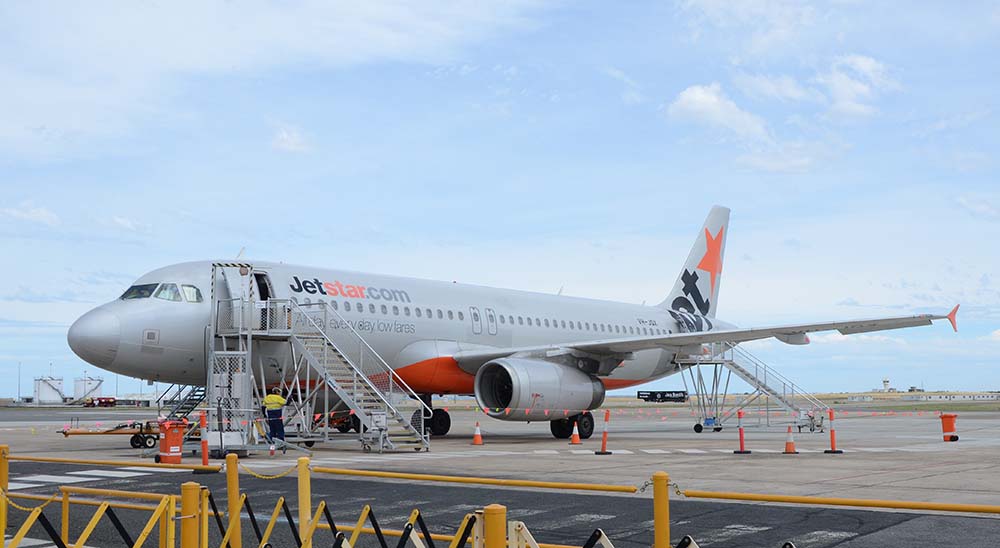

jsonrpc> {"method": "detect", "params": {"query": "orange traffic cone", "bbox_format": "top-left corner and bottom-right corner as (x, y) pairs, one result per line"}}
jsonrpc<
(569, 421), (582, 445)
(783, 426), (799, 454)
(471, 422), (484, 446)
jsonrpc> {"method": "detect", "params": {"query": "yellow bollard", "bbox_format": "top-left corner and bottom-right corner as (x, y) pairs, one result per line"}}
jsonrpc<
(200, 487), (210, 548)
(298, 457), (312, 547)
(180, 482), (200, 547)
(483, 504), (506, 548)
(1, 444), (7, 547)
(652, 472), (670, 548)
(225, 453), (243, 548)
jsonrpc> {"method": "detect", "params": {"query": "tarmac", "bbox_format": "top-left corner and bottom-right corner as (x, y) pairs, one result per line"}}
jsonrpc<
(2, 405), (999, 547)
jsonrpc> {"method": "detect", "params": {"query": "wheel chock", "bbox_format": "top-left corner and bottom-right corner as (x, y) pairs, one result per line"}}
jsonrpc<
(675, 536), (700, 548)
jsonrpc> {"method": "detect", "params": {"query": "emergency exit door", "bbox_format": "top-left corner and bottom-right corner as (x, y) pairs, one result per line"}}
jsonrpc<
(470, 307), (482, 334)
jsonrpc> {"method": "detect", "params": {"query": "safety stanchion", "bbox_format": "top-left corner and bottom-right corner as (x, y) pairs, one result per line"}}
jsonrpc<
(298, 456), (312, 547)
(782, 426), (798, 454)
(569, 421), (582, 445)
(734, 410), (751, 454)
(1, 444), (8, 542)
(824, 409), (843, 454)
(226, 453), (243, 548)
(595, 409), (612, 455)
(180, 481), (201, 547)
(472, 422), (484, 446)
(198, 411), (209, 469)
(483, 504), (507, 548)
(652, 472), (670, 548)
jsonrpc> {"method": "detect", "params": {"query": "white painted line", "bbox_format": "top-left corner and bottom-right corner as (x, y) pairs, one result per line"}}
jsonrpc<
(18, 474), (98, 484)
(610, 449), (633, 455)
(786, 530), (857, 545)
(533, 450), (560, 455)
(6, 482), (43, 490)
(677, 449), (707, 454)
(699, 524), (771, 544)
(120, 466), (190, 473)
(570, 449), (593, 455)
(561, 513), (616, 525)
(640, 449), (670, 454)
(853, 448), (892, 452)
(2, 537), (52, 547)
(755, 449), (779, 453)
(67, 469), (150, 478)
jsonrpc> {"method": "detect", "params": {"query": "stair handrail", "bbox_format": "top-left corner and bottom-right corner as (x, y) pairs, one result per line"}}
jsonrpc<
(286, 299), (431, 436)
(724, 342), (827, 411)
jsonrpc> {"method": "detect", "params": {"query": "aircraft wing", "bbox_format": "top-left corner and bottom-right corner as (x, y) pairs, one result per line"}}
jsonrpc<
(452, 306), (959, 370)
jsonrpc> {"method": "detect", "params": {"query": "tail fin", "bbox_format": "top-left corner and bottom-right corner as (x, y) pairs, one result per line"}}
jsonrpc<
(658, 205), (730, 318)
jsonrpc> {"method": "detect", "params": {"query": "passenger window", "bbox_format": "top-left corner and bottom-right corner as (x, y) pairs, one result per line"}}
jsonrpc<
(535, 317), (540, 326)
(344, 301), (351, 312)
(544, 319), (550, 327)
(561, 320), (566, 329)
(568, 321), (573, 330)
(180, 285), (203, 302)
(381, 305), (388, 314)
(437, 310), (443, 319)
(416, 308), (422, 317)
(426, 308), (432, 318)
(458, 311), (464, 321)
(448, 310), (454, 320)
(331, 301), (338, 310)
(509, 315), (514, 325)
(473, 310), (480, 322)
(585, 322), (590, 331)
(518, 317), (524, 325)
(499, 315), (505, 324)
(404, 307), (411, 316)
(370, 304), (376, 314)
(629, 326), (635, 335)
(154, 283), (182, 302)
(393, 306), (399, 315)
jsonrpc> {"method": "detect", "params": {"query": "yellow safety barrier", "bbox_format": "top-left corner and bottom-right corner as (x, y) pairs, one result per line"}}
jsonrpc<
(311, 466), (639, 493)
(680, 489), (1000, 515)
(8, 454), (221, 472)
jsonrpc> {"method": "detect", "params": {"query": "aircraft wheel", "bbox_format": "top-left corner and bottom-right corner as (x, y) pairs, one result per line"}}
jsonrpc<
(577, 412), (595, 439)
(336, 421), (352, 433)
(693, 423), (704, 433)
(550, 418), (573, 439)
(129, 434), (143, 449)
(429, 409), (451, 436)
(351, 414), (368, 433)
(303, 441), (316, 448)
(143, 435), (157, 448)
(713, 426), (723, 432)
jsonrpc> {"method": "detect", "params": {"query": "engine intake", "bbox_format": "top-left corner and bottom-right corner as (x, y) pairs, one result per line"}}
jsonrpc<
(474, 358), (605, 420)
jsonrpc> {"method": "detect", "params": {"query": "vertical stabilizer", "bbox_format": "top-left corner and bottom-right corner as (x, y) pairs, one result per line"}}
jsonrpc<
(658, 206), (730, 318)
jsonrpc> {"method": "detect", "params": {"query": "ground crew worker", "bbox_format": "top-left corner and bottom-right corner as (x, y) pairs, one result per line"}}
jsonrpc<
(263, 387), (287, 444)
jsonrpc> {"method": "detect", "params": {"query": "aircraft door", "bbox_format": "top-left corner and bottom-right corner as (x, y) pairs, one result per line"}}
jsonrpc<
(470, 307), (482, 335)
(485, 307), (498, 335)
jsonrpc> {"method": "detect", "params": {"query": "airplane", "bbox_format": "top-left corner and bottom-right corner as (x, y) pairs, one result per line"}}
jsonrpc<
(67, 206), (959, 439)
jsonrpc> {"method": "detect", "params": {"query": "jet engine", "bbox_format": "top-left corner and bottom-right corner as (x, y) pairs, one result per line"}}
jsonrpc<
(474, 358), (606, 420)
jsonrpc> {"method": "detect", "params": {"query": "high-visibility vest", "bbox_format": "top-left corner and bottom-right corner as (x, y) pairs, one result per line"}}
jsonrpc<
(263, 394), (286, 411)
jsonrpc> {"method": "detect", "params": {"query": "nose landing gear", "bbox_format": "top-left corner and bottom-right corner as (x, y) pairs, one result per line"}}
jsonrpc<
(416, 394), (451, 436)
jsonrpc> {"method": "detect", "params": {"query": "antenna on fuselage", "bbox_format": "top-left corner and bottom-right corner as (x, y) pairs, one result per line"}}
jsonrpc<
(557, 285), (564, 295)
(235, 247), (246, 259)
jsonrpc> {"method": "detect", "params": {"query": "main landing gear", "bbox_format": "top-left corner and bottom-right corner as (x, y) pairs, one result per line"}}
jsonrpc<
(549, 411), (595, 439)
(413, 394), (451, 437)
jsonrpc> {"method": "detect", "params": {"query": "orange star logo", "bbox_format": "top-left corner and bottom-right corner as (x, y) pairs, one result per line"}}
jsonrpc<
(696, 226), (724, 294)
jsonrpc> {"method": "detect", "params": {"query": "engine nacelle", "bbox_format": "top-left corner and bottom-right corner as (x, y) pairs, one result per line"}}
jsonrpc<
(474, 358), (606, 420)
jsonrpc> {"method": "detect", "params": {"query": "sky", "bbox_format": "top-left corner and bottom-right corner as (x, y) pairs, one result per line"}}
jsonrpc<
(1, 1), (998, 399)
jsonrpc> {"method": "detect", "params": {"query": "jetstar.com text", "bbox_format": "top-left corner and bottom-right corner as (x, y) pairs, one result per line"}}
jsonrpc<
(288, 276), (411, 303)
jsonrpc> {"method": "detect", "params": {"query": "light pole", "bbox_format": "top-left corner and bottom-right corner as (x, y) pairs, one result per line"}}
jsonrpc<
(17, 362), (21, 402)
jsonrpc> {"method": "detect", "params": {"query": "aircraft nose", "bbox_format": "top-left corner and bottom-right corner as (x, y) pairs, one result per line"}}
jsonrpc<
(67, 308), (120, 368)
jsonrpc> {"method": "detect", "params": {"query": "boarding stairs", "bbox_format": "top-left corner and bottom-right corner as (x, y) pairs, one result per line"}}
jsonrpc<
(284, 301), (430, 452)
(675, 342), (827, 430)
(160, 385), (207, 421)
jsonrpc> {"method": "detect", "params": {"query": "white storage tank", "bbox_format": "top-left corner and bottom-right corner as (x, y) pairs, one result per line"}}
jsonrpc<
(34, 377), (65, 404)
(74, 376), (103, 400)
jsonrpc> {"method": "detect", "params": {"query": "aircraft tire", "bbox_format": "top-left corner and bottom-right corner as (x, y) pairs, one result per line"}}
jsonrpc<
(577, 412), (595, 439)
(693, 423), (704, 433)
(336, 422), (352, 433)
(550, 418), (573, 439)
(129, 434), (143, 448)
(351, 414), (368, 433)
(142, 435), (157, 448)
(429, 409), (451, 436)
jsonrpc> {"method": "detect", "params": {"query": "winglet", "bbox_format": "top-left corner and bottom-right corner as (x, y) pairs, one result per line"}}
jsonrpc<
(946, 304), (960, 332)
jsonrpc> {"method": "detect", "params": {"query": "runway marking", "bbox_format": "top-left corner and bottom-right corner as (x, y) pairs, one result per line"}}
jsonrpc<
(569, 450), (593, 455)
(610, 449), (633, 454)
(676, 449), (707, 454)
(18, 474), (98, 484)
(120, 466), (190, 473)
(6, 482), (43, 490)
(786, 530), (858, 546)
(508, 509), (548, 518)
(68, 469), (150, 478)
(698, 524), (771, 544)
(558, 513), (617, 526)
(853, 447), (892, 452)
(3, 534), (99, 548)
(533, 450), (560, 454)
(641, 449), (670, 454)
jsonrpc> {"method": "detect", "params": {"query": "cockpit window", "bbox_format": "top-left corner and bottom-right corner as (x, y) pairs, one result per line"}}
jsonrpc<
(181, 285), (203, 303)
(154, 283), (182, 302)
(120, 284), (159, 300)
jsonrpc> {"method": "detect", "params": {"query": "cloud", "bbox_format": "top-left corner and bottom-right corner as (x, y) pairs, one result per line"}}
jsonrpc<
(679, 0), (816, 57)
(982, 329), (1000, 342)
(0, 2), (548, 156)
(955, 196), (998, 220)
(0, 202), (59, 226)
(919, 109), (991, 136)
(0, 287), (88, 304)
(109, 216), (149, 232)
(667, 83), (771, 143)
(604, 67), (644, 105)
(272, 124), (310, 153)
(814, 55), (898, 117)
(733, 72), (820, 102)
